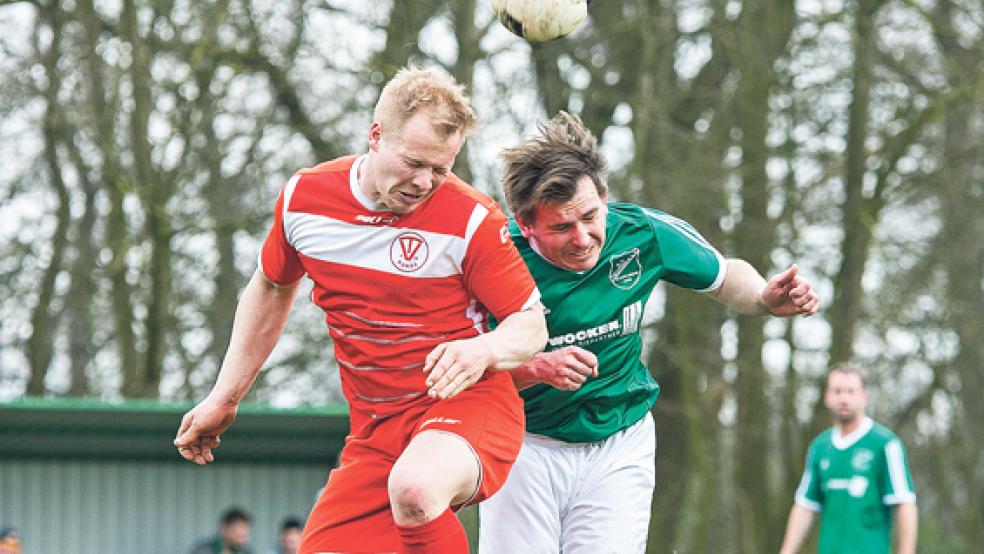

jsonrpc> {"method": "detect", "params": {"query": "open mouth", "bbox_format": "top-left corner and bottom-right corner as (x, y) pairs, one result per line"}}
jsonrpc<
(397, 191), (424, 205)
(568, 246), (596, 260)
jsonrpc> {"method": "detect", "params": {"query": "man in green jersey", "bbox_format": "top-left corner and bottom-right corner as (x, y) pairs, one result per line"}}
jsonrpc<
(780, 364), (918, 554)
(478, 112), (819, 553)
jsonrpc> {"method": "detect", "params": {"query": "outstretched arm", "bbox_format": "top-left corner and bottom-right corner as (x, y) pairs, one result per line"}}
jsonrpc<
(779, 504), (817, 554)
(174, 269), (301, 464)
(714, 260), (819, 317)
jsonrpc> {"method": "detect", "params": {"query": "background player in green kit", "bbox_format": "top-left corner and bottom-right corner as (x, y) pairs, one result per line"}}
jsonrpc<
(779, 364), (918, 554)
(478, 112), (820, 553)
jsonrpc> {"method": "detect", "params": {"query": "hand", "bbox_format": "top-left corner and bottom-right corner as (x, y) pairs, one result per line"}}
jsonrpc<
(761, 264), (819, 317)
(173, 396), (238, 465)
(423, 336), (496, 400)
(515, 346), (599, 391)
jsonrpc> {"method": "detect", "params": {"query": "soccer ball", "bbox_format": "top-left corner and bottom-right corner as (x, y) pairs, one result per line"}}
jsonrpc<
(492, 0), (589, 42)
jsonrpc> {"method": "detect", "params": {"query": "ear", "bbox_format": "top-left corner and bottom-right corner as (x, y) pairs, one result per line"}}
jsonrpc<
(368, 121), (383, 151)
(515, 216), (534, 239)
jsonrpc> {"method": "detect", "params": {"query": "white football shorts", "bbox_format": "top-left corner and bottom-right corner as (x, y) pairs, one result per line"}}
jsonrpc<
(479, 412), (656, 553)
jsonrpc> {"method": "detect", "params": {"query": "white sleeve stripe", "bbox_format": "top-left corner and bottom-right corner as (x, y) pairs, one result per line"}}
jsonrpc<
(695, 250), (727, 293)
(885, 440), (913, 498)
(283, 174), (301, 228)
(520, 288), (542, 311)
(793, 463), (821, 511)
(794, 496), (822, 512)
(464, 204), (489, 246)
(793, 469), (810, 500)
(642, 208), (715, 250)
(883, 492), (916, 505)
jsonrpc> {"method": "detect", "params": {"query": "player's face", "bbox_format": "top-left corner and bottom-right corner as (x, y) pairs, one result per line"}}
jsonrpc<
(824, 371), (868, 424)
(518, 176), (608, 272)
(362, 110), (464, 214)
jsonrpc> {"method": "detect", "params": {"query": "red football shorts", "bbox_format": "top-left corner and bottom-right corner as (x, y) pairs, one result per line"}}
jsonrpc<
(298, 371), (524, 554)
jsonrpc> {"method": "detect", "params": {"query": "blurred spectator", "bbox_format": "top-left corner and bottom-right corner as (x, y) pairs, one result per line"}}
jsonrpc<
(268, 517), (302, 554)
(0, 527), (21, 554)
(190, 507), (254, 554)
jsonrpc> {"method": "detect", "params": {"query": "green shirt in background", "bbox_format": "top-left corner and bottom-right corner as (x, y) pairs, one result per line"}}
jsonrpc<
(509, 203), (725, 443)
(795, 417), (917, 554)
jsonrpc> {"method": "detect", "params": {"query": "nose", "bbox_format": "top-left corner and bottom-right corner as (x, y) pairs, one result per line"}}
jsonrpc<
(570, 223), (592, 248)
(411, 168), (435, 191)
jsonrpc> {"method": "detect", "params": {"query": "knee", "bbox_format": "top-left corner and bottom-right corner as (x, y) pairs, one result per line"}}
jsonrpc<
(388, 465), (440, 526)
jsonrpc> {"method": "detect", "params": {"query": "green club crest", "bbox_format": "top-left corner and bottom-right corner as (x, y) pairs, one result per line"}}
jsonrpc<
(609, 248), (641, 290)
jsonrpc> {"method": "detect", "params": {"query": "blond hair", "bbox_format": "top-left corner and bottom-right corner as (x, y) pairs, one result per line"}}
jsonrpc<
(500, 111), (607, 224)
(373, 66), (477, 138)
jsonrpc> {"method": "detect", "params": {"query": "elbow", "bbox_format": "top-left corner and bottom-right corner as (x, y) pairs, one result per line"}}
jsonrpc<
(529, 307), (548, 355)
(531, 320), (548, 356)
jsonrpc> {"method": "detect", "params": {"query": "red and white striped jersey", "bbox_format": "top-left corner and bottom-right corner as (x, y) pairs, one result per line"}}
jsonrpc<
(260, 155), (539, 417)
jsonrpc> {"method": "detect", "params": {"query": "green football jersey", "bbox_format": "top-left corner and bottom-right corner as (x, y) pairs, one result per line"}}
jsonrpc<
(511, 203), (725, 442)
(795, 417), (917, 554)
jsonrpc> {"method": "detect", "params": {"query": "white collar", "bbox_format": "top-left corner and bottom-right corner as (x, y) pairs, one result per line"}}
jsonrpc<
(831, 416), (873, 450)
(349, 154), (384, 211)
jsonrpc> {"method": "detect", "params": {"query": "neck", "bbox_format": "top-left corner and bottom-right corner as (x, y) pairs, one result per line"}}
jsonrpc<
(836, 414), (864, 435)
(358, 154), (379, 203)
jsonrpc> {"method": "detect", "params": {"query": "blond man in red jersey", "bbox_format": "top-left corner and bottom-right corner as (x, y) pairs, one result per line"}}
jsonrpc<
(174, 67), (547, 554)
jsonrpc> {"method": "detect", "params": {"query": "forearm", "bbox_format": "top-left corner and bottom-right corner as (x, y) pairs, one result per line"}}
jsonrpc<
(484, 305), (548, 370)
(714, 258), (769, 315)
(209, 269), (300, 404)
(509, 355), (546, 390)
(894, 503), (918, 554)
(779, 505), (817, 554)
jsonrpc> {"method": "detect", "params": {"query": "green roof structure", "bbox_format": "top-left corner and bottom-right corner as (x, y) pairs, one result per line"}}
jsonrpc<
(0, 397), (350, 464)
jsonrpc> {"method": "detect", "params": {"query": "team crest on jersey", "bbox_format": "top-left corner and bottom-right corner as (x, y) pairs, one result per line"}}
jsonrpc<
(390, 231), (429, 272)
(609, 248), (642, 290)
(852, 449), (874, 472)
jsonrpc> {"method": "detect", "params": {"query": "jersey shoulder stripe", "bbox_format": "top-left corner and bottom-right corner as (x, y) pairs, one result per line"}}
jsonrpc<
(639, 206), (715, 250)
(632, 204), (726, 293)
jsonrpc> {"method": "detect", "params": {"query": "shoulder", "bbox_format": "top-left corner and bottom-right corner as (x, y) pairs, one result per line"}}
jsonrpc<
(607, 202), (650, 226)
(867, 420), (902, 445)
(625, 204), (701, 236)
(811, 428), (835, 449)
(608, 203), (707, 243)
(298, 155), (358, 176)
(420, 176), (506, 238)
(436, 174), (500, 213)
(292, 155), (358, 190)
(600, 203), (656, 245)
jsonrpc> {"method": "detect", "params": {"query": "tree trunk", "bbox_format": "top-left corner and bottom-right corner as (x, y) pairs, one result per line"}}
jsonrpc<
(730, 1), (796, 551)
(448, 0), (478, 183)
(77, 0), (140, 396)
(122, 0), (169, 398)
(808, 0), (880, 437)
(936, 2), (984, 547)
(26, 1), (70, 395)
